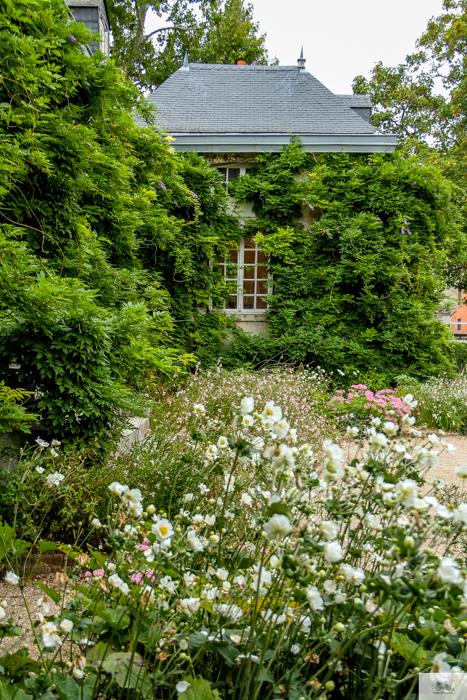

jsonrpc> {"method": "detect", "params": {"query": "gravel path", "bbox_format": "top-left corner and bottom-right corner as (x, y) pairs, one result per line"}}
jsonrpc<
(423, 434), (467, 489)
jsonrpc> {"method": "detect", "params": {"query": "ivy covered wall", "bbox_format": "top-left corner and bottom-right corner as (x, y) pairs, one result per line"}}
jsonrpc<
(228, 143), (467, 380)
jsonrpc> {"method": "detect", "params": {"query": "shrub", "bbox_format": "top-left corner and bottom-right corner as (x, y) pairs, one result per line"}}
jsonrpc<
(328, 384), (413, 427)
(401, 371), (467, 433)
(1, 393), (466, 699)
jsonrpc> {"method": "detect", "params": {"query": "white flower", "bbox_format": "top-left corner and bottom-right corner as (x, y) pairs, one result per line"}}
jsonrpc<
(4, 571), (19, 585)
(46, 471), (65, 487)
(206, 444), (218, 458)
(59, 619), (74, 633)
(241, 493), (253, 507)
(242, 414), (255, 428)
(108, 482), (125, 495)
(324, 542), (343, 563)
(204, 514), (216, 526)
(323, 579), (337, 594)
(261, 401), (282, 423)
(51, 439), (61, 447)
(402, 393), (418, 409)
(289, 428), (297, 443)
(50, 448), (59, 458)
(35, 466), (44, 474)
(233, 574), (246, 588)
(176, 680), (191, 693)
(261, 608), (286, 625)
(264, 514), (293, 540)
(223, 473), (236, 491)
(438, 557), (463, 585)
(183, 572), (196, 587)
(382, 422), (398, 437)
(374, 640), (387, 656)
(369, 433), (388, 451)
(187, 530), (204, 552)
(217, 436), (229, 449)
(306, 586), (324, 611)
(339, 564), (365, 585)
(320, 520), (339, 541)
(240, 396), (254, 414)
(428, 433), (440, 445)
(179, 597), (201, 616)
(35, 437), (49, 449)
(269, 555), (281, 569)
(152, 518), (174, 542)
(0, 608), (5, 621)
(273, 419), (290, 438)
(36, 596), (51, 614)
(108, 573), (125, 589)
(160, 575), (178, 594)
(41, 621), (62, 648)
(193, 403), (205, 415)
(454, 504), (467, 525)
(394, 479), (419, 508)
(455, 465), (467, 479)
(216, 568), (229, 581)
(201, 587), (219, 602)
(91, 518), (102, 529)
(213, 603), (243, 621)
(198, 483), (209, 495)
(291, 644), (301, 655)
(346, 426), (359, 437)
(437, 503), (454, 519)
(184, 493), (194, 502)
(432, 653), (452, 683)
(121, 487), (142, 507)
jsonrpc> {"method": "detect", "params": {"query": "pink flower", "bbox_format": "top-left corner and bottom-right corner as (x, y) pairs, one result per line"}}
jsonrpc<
(84, 568), (105, 578)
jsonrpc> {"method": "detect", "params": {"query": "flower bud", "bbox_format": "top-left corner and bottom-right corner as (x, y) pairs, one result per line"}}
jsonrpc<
(325, 681), (335, 692)
(147, 505), (156, 516)
(334, 622), (345, 632)
(404, 536), (415, 549)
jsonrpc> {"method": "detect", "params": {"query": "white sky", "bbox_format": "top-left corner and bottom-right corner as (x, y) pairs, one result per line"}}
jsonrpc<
(252, 0), (444, 93)
(146, 0), (444, 94)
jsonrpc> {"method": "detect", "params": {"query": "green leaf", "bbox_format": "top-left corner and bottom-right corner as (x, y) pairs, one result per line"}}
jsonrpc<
(178, 676), (221, 699)
(96, 608), (130, 630)
(266, 502), (290, 518)
(0, 684), (31, 700)
(390, 632), (427, 666)
(0, 522), (14, 561)
(38, 541), (58, 553)
(102, 652), (152, 695)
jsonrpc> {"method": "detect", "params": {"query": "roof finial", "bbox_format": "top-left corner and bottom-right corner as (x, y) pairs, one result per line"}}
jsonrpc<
(297, 46), (306, 69)
(180, 52), (189, 71)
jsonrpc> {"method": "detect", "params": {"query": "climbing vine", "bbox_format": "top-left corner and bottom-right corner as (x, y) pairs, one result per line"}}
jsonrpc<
(229, 143), (467, 381)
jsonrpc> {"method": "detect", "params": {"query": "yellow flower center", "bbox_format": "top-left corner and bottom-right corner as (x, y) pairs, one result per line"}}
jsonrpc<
(159, 526), (169, 537)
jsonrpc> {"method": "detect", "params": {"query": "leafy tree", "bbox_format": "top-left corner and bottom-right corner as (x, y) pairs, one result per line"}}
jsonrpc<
(107, 0), (271, 91)
(0, 0), (238, 448)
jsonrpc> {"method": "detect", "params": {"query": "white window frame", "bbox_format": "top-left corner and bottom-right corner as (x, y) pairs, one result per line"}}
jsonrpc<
(221, 237), (272, 315)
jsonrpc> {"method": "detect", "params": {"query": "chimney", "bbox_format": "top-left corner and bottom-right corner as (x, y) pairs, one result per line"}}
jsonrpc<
(237, 59), (246, 65)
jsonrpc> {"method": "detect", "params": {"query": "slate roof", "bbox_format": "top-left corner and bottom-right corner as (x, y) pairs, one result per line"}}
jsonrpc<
(144, 63), (377, 135)
(337, 94), (373, 109)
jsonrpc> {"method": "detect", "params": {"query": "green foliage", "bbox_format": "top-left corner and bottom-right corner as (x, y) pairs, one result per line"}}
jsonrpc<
(107, 0), (271, 91)
(0, 0), (239, 447)
(0, 382), (36, 433)
(230, 144), (467, 380)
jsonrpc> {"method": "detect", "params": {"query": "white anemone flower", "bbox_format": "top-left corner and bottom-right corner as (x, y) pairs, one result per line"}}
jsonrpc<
(242, 414), (255, 428)
(289, 428), (298, 443)
(320, 520), (339, 541)
(264, 514), (293, 540)
(215, 568), (229, 581)
(438, 557), (463, 585)
(240, 396), (254, 414)
(187, 530), (204, 552)
(179, 597), (201, 616)
(455, 465), (467, 479)
(241, 492), (253, 507)
(346, 426), (359, 437)
(369, 433), (388, 451)
(36, 438), (49, 449)
(4, 571), (19, 585)
(59, 619), (74, 633)
(152, 518), (174, 542)
(402, 393), (418, 409)
(324, 542), (343, 563)
(176, 681), (191, 694)
(382, 421), (398, 437)
(431, 653), (453, 684)
(108, 481), (125, 495)
(217, 436), (229, 449)
(91, 518), (102, 529)
(261, 401), (282, 424)
(121, 487), (143, 506)
(46, 472), (65, 487)
(273, 419), (290, 438)
(35, 466), (44, 474)
(41, 621), (62, 648)
(306, 586), (324, 611)
(50, 448), (59, 458)
(323, 579), (337, 594)
(394, 479), (419, 508)
(51, 439), (61, 447)
(213, 603), (243, 621)
(193, 403), (205, 415)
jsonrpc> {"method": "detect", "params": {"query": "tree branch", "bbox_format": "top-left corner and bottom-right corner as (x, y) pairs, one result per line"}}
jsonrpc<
(145, 25), (187, 40)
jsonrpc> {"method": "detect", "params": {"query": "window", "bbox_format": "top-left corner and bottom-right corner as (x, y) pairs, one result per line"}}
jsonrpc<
(215, 166), (249, 192)
(459, 288), (463, 306)
(458, 318), (462, 331)
(217, 238), (270, 313)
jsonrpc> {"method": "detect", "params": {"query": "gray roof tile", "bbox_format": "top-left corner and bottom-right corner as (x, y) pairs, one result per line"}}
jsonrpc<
(142, 64), (377, 135)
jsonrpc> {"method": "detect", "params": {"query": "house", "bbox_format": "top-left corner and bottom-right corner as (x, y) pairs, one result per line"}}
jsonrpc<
(143, 53), (398, 334)
(64, 0), (110, 56)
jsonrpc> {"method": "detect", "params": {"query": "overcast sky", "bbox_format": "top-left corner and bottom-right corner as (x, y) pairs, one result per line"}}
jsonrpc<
(252, 0), (444, 93)
(147, 0), (445, 94)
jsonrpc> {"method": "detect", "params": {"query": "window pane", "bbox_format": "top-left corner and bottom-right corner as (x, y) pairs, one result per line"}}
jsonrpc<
(216, 168), (227, 180)
(229, 249), (238, 262)
(244, 266), (255, 279)
(256, 280), (268, 294)
(257, 265), (268, 278)
(243, 296), (254, 309)
(257, 250), (268, 263)
(227, 296), (237, 309)
(256, 296), (268, 310)
(216, 265), (225, 275)
(243, 280), (255, 294)
(244, 250), (255, 264)
(228, 168), (240, 181)
(244, 238), (255, 249)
